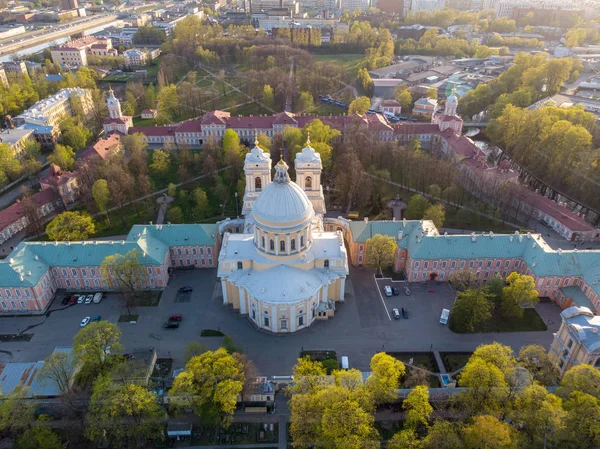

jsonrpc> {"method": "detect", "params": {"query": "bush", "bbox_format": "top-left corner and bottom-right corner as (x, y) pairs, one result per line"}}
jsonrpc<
(321, 358), (339, 374)
(222, 335), (244, 354)
(200, 329), (224, 337)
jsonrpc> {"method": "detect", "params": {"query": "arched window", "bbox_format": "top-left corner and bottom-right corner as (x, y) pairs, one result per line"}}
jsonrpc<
(270, 239), (274, 251)
(280, 240), (286, 252)
(324, 259), (329, 268)
(301, 235), (304, 247)
(237, 261), (243, 269)
(291, 239), (296, 251)
(255, 177), (262, 191)
(261, 236), (265, 248)
(305, 176), (312, 190)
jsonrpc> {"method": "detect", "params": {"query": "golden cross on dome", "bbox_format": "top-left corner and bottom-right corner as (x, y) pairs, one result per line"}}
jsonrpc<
(306, 131), (311, 146)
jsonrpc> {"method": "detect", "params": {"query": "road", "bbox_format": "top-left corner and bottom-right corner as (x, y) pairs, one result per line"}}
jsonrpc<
(0, 14), (117, 57)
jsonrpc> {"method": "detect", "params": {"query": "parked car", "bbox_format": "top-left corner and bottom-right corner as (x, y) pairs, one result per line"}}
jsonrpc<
(392, 286), (399, 296)
(384, 286), (392, 297)
(440, 308), (450, 325)
(68, 296), (77, 305)
(178, 286), (193, 293)
(80, 317), (90, 327)
(163, 321), (180, 329)
(392, 308), (401, 320)
(76, 295), (84, 304)
(402, 307), (408, 319)
(93, 292), (103, 303)
(92, 315), (101, 322)
(84, 294), (93, 304)
(169, 314), (183, 321)
(61, 296), (70, 305)
(403, 286), (411, 296)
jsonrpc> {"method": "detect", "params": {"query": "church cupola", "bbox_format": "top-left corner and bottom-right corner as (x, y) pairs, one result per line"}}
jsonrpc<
(294, 134), (326, 215)
(444, 88), (458, 117)
(106, 87), (122, 119)
(242, 136), (272, 216)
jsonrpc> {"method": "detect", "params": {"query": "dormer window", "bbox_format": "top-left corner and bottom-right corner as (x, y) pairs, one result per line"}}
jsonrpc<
(324, 260), (329, 268)
(255, 177), (262, 191)
(237, 261), (243, 269)
(305, 176), (312, 190)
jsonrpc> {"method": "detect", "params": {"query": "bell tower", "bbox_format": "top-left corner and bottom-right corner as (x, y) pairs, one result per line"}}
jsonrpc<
(106, 87), (122, 119)
(294, 135), (326, 215)
(444, 88), (458, 116)
(242, 137), (272, 216)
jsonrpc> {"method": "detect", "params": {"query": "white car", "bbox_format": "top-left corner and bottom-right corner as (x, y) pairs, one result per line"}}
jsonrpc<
(440, 308), (450, 325)
(76, 294), (84, 304)
(392, 308), (401, 319)
(80, 317), (90, 327)
(84, 295), (93, 304)
(384, 286), (392, 297)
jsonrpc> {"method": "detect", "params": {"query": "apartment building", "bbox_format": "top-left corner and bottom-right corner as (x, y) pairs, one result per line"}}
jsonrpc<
(50, 37), (116, 67)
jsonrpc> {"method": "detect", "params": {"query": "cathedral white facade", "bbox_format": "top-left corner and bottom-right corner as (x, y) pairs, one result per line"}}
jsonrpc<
(102, 87), (133, 135)
(217, 139), (349, 333)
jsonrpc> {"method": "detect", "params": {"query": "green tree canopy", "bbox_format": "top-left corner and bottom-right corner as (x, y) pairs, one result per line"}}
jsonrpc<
(405, 194), (431, 220)
(501, 272), (539, 318)
(48, 144), (75, 171)
(100, 249), (147, 315)
(72, 321), (123, 379)
(349, 96), (371, 115)
(46, 211), (95, 241)
(366, 352), (405, 404)
(462, 415), (516, 449)
(365, 234), (398, 275)
(423, 203), (445, 228)
(403, 385), (433, 430)
(449, 288), (493, 333)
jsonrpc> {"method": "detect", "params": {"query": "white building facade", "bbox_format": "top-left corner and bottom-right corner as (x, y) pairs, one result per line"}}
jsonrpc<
(218, 141), (348, 333)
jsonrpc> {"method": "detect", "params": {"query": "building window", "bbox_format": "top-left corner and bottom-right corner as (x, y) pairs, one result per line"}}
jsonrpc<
(1, 302), (5, 309)
(415, 262), (420, 269)
(324, 260), (329, 268)
(270, 240), (274, 251)
(469, 261), (474, 268)
(305, 176), (312, 190)
(237, 261), (243, 269)
(424, 262), (429, 269)
(94, 279), (99, 287)
(209, 259), (213, 265)
(177, 248), (182, 255)
(281, 319), (287, 330)
(299, 316), (304, 326)
(255, 177), (262, 190)
(564, 279), (569, 286)
(280, 240), (285, 252)
(451, 261), (456, 268)
(442, 261), (447, 268)
(433, 261), (438, 269)
(264, 316), (270, 327)
(291, 239), (296, 251)
(301, 236), (305, 247)
(194, 259), (198, 266)
(62, 268), (67, 276)
(192, 248), (197, 255)
(5, 290), (11, 298)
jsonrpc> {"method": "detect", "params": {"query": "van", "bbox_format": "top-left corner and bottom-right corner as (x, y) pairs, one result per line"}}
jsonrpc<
(347, 211), (359, 220)
(440, 308), (450, 325)
(93, 292), (103, 304)
(341, 356), (349, 370)
(384, 286), (392, 297)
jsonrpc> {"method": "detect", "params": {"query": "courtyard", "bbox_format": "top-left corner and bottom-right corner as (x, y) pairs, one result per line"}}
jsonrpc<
(0, 267), (563, 376)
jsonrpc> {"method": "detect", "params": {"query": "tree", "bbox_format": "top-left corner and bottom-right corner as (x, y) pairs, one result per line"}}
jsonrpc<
(403, 385), (433, 430)
(557, 364), (600, 400)
(518, 344), (559, 385)
(348, 96), (371, 115)
(297, 91), (314, 112)
(262, 84), (274, 109)
(427, 87), (438, 99)
(157, 84), (179, 120)
(184, 341), (208, 362)
(448, 269), (479, 291)
(422, 420), (462, 449)
(462, 415), (516, 449)
(405, 194), (431, 220)
(388, 429), (423, 449)
(291, 356), (327, 394)
(456, 357), (509, 416)
(320, 397), (379, 449)
(100, 249), (148, 316)
(192, 187), (210, 218)
(561, 392), (600, 449)
(395, 87), (412, 112)
(166, 205), (183, 224)
(38, 350), (76, 395)
(510, 384), (566, 448)
(222, 335), (244, 354)
(13, 425), (63, 449)
(366, 352), (405, 404)
(0, 389), (36, 437)
(485, 274), (505, 305)
(86, 374), (164, 449)
(423, 204), (445, 227)
(404, 366), (430, 388)
(92, 179), (110, 225)
(170, 348), (244, 427)
(149, 150), (171, 177)
(61, 120), (92, 151)
(501, 272), (539, 318)
(449, 288), (493, 333)
(365, 234), (398, 276)
(48, 144), (75, 171)
(46, 211), (95, 241)
(72, 321), (122, 378)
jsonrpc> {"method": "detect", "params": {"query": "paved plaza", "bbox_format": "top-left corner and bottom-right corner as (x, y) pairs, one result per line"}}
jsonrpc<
(0, 267), (562, 376)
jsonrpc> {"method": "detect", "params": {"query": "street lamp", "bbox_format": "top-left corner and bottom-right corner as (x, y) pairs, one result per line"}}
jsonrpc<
(220, 203), (224, 216)
(234, 192), (239, 217)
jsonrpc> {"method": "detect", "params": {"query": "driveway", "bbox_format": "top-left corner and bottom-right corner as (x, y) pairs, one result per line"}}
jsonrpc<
(0, 267), (563, 377)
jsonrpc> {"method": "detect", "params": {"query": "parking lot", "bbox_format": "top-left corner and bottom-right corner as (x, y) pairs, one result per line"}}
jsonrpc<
(0, 267), (562, 376)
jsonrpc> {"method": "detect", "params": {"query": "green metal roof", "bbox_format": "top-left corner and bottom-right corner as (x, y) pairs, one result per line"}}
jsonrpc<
(127, 224), (218, 247)
(561, 286), (596, 311)
(348, 220), (423, 243)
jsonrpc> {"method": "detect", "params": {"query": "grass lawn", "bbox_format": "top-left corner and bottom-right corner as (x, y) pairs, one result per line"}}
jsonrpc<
(451, 308), (547, 333)
(314, 102), (347, 116)
(381, 266), (406, 280)
(93, 202), (156, 238)
(444, 208), (519, 233)
(137, 291), (162, 306)
(440, 352), (472, 373)
(313, 53), (364, 77)
(132, 116), (158, 127)
(300, 350), (337, 361)
(196, 78), (214, 88)
(234, 102), (273, 116)
(389, 352), (438, 372)
(118, 314), (139, 322)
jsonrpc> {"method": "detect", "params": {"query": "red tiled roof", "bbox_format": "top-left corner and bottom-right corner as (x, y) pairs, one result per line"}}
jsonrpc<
(0, 189), (59, 232)
(272, 112), (298, 125)
(201, 110), (230, 125)
(439, 114), (463, 123)
(380, 100), (401, 106)
(39, 164), (77, 188)
(103, 117), (128, 125)
(175, 120), (202, 133)
(78, 132), (122, 162)
(129, 125), (177, 137)
(393, 123), (440, 135)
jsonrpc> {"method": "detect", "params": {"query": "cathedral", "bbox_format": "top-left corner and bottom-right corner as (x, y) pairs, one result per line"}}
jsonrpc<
(217, 138), (349, 333)
(102, 87), (133, 135)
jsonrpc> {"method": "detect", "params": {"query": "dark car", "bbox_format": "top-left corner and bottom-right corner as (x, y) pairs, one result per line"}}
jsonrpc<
(62, 296), (71, 305)
(163, 321), (180, 329)
(402, 307), (408, 319)
(178, 286), (193, 293)
(392, 286), (399, 296)
(92, 315), (101, 322)
(68, 296), (77, 305)
(169, 314), (183, 321)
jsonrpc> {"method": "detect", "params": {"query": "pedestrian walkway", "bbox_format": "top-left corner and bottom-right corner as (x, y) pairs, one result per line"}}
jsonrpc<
(156, 194), (174, 224)
(278, 415), (288, 449)
(433, 350), (447, 374)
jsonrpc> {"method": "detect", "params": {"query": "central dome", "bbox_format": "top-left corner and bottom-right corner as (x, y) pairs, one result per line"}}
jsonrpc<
(252, 159), (313, 226)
